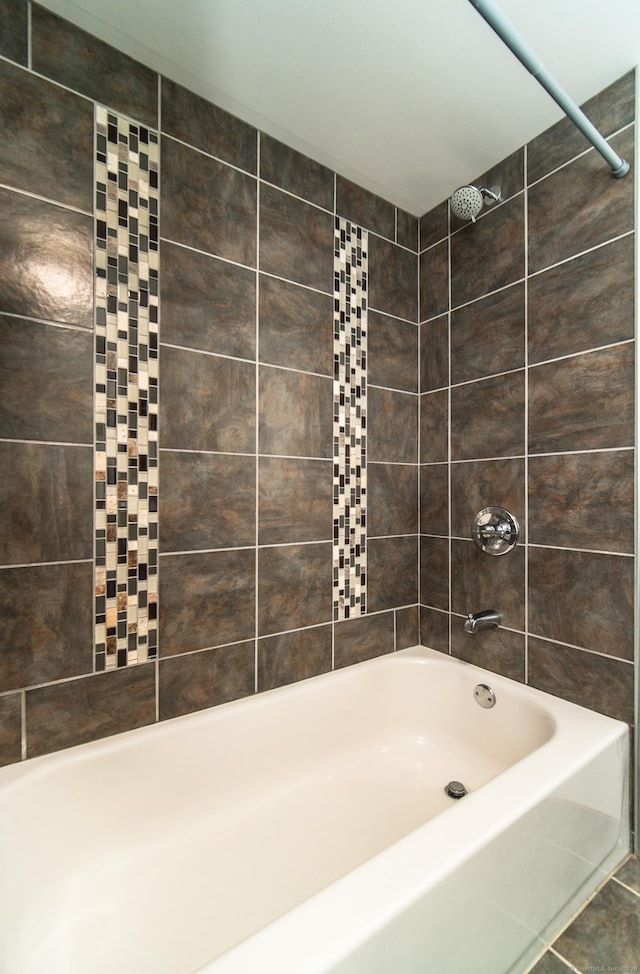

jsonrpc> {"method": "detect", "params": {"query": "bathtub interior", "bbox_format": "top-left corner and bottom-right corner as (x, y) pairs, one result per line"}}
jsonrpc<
(0, 646), (629, 974)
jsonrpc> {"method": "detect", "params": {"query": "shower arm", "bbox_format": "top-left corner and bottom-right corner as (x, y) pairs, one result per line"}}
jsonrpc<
(468, 0), (630, 178)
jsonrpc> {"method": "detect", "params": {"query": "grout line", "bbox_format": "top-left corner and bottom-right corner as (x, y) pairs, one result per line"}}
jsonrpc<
(611, 874), (640, 898)
(0, 437), (92, 448)
(163, 131), (257, 180)
(20, 691), (27, 761)
(155, 68), (162, 717)
(0, 311), (94, 334)
(447, 193), (452, 656)
(255, 132), (261, 695)
(0, 558), (93, 570)
(523, 140), (530, 685)
(0, 180), (92, 217)
(27, 2), (31, 71)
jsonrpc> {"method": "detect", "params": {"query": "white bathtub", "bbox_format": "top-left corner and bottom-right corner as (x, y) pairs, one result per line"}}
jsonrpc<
(0, 646), (629, 974)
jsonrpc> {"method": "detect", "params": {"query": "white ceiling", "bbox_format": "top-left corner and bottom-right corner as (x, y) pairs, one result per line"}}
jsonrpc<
(39, 0), (640, 215)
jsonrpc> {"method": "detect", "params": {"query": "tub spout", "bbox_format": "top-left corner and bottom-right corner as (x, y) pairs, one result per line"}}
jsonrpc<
(464, 609), (501, 633)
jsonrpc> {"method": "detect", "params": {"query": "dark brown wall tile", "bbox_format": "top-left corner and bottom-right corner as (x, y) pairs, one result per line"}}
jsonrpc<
(162, 346), (255, 453)
(259, 457), (332, 544)
(160, 549), (255, 655)
(528, 637), (634, 724)
(419, 606), (449, 653)
(420, 314), (449, 393)
(397, 605), (419, 649)
(528, 344), (634, 454)
(159, 642), (255, 720)
(451, 458), (525, 541)
(258, 625), (332, 691)
(420, 463), (449, 537)
(451, 539), (525, 630)
(162, 136), (256, 266)
(161, 241), (256, 359)
(260, 134), (334, 210)
(528, 128), (634, 275)
(528, 451), (634, 553)
(161, 451), (255, 552)
(259, 275), (333, 376)
(368, 462), (418, 538)
(259, 184), (333, 292)
(0, 0), (27, 65)
(420, 202), (448, 252)
(528, 235), (635, 364)
(368, 310), (418, 393)
(0, 58), (93, 210)
(0, 563), (92, 692)
(528, 72), (636, 184)
(368, 235), (418, 322)
(451, 282), (525, 384)
(0, 188), (93, 327)
(259, 367), (333, 458)
(419, 240), (448, 322)
(334, 611), (395, 668)
(420, 389), (449, 464)
(368, 387), (417, 463)
(528, 547), (634, 658)
(0, 317), (92, 443)
(336, 177), (395, 239)
(25, 664), (156, 758)
(32, 5), (158, 127)
(162, 77), (257, 173)
(451, 194), (525, 307)
(0, 692), (22, 767)
(420, 536), (449, 611)
(451, 370), (525, 461)
(397, 210), (419, 252)
(258, 542), (332, 635)
(368, 536), (418, 612)
(451, 624), (525, 683)
(0, 442), (92, 565)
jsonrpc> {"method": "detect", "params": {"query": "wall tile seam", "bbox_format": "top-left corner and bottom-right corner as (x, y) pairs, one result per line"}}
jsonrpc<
(160, 450), (336, 465)
(526, 542), (634, 558)
(0, 311), (95, 334)
(450, 276), (527, 315)
(368, 383), (419, 397)
(528, 337), (635, 371)
(368, 533), (419, 541)
(419, 233), (448, 255)
(159, 636), (264, 659)
(524, 632), (635, 665)
(364, 227), (421, 257)
(370, 459), (420, 466)
(526, 120), (636, 191)
(526, 229), (635, 281)
(159, 235), (257, 276)
(161, 131), (256, 180)
(0, 180), (92, 217)
(17, 661), (157, 696)
(444, 446), (635, 461)
(0, 557), (93, 570)
(442, 536), (635, 558)
(161, 342), (338, 381)
(0, 437), (93, 448)
(368, 305), (420, 327)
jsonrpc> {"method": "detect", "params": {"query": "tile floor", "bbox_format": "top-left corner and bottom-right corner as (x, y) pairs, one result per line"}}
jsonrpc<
(529, 855), (640, 973)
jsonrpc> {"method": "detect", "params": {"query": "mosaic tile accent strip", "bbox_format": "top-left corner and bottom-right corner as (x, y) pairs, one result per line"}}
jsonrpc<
(333, 218), (368, 620)
(94, 106), (159, 670)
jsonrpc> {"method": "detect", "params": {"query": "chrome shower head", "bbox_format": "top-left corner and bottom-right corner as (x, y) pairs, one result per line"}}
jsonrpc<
(450, 184), (501, 223)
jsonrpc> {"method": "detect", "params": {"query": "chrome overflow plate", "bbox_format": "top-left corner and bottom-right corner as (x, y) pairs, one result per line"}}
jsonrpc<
(472, 507), (519, 556)
(474, 683), (496, 709)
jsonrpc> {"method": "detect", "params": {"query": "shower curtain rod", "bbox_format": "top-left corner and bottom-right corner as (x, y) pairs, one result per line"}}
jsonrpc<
(468, 0), (630, 178)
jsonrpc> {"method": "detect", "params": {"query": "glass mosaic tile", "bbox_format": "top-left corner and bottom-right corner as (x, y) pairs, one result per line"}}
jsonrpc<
(94, 106), (159, 670)
(333, 218), (368, 620)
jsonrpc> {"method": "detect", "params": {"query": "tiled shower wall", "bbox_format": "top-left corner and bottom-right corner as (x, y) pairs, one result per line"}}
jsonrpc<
(0, 1), (420, 762)
(419, 72), (636, 736)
